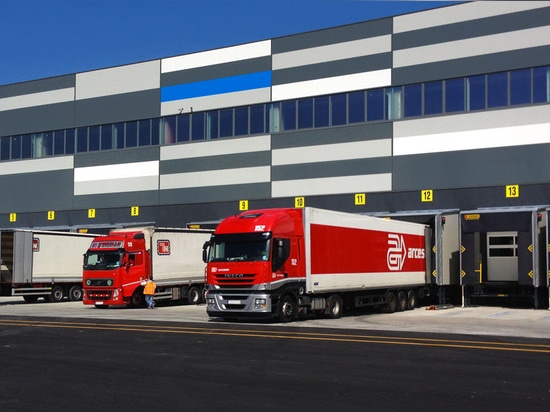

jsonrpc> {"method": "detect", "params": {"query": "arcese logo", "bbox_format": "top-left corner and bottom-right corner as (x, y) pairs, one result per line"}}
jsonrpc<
(387, 234), (425, 271)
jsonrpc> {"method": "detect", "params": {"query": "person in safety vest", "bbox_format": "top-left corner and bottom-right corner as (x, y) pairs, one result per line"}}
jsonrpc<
(141, 276), (156, 309)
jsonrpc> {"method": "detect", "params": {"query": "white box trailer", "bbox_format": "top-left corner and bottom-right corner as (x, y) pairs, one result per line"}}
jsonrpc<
(0, 229), (97, 302)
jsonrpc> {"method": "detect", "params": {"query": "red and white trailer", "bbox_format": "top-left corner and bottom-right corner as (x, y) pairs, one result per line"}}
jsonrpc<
(203, 207), (430, 322)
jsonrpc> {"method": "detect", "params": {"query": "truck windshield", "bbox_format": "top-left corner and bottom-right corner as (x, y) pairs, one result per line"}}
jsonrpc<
(84, 251), (122, 270)
(209, 233), (271, 262)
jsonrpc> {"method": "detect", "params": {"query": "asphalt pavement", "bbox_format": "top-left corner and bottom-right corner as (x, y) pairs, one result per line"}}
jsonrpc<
(1, 296), (549, 339)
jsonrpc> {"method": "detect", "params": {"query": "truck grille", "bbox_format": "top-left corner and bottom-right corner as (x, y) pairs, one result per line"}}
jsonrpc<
(87, 290), (112, 301)
(212, 273), (256, 287)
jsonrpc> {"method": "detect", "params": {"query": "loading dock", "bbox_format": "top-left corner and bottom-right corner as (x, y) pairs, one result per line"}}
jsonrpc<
(460, 207), (548, 309)
(369, 210), (461, 305)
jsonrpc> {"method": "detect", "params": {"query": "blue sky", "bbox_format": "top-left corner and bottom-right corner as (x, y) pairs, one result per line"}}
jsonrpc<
(0, 0), (457, 86)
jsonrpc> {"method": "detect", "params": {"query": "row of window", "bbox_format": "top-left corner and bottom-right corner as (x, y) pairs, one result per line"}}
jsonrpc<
(1, 66), (549, 162)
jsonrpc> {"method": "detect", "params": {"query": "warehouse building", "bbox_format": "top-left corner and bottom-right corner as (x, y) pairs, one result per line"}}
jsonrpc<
(0, 1), (549, 306)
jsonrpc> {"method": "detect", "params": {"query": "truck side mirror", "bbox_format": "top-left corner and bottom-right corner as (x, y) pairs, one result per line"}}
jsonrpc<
(272, 238), (290, 271)
(202, 241), (210, 263)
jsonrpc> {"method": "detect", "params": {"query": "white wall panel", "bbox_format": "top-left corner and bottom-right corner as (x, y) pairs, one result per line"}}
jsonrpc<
(0, 88), (74, 111)
(160, 166), (270, 190)
(0, 156), (73, 175)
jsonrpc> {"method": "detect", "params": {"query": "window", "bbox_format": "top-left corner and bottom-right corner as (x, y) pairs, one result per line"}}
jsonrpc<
(65, 129), (75, 154)
(404, 84), (422, 117)
(11, 136), (21, 159)
(21, 134), (32, 158)
(206, 111), (219, 139)
(424, 81), (442, 115)
(467, 75), (485, 111)
(138, 119), (151, 146)
(348, 91), (365, 123)
(113, 123), (124, 149)
(234, 107), (249, 136)
(487, 72), (507, 108)
(177, 114), (190, 142)
(510, 69), (531, 105)
(220, 109), (233, 137)
(267, 103), (280, 133)
(191, 112), (205, 140)
(281, 101), (296, 131)
(53, 130), (65, 155)
(445, 78), (464, 112)
(314, 96), (329, 128)
(533, 66), (550, 103)
(101, 125), (113, 151)
(298, 98), (313, 129)
(0, 137), (9, 160)
(126, 122), (137, 147)
(331, 93), (347, 125)
(151, 118), (160, 145)
(163, 116), (177, 144)
(250, 104), (264, 134)
(367, 89), (384, 121)
(89, 125), (100, 151)
(41, 132), (53, 156)
(77, 127), (88, 152)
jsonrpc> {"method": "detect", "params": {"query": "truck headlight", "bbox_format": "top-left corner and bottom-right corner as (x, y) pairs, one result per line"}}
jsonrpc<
(206, 297), (215, 309)
(254, 298), (267, 310)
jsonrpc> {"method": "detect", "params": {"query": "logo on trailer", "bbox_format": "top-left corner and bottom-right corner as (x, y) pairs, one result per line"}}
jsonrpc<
(157, 240), (171, 255)
(33, 238), (40, 252)
(387, 234), (406, 271)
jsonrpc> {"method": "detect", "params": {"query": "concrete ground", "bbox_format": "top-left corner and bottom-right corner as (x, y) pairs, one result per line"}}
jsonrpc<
(1, 296), (549, 339)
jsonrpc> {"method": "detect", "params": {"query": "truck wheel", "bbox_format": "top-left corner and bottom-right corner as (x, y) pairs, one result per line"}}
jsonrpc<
(278, 295), (297, 323)
(23, 295), (39, 303)
(383, 291), (397, 313)
(187, 286), (201, 304)
(129, 291), (145, 308)
(325, 294), (344, 319)
(49, 286), (64, 303)
(68, 285), (83, 301)
(397, 291), (407, 312)
(407, 290), (417, 310)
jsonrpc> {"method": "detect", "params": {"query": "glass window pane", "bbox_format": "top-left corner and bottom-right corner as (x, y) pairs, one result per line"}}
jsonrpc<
(54, 130), (65, 155)
(250, 105), (264, 134)
(89, 125), (100, 151)
(445, 78), (464, 113)
(314, 96), (329, 128)
(533, 66), (550, 103)
(11, 136), (21, 159)
(367, 89), (384, 121)
(235, 107), (249, 136)
(467, 75), (485, 111)
(100, 125), (112, 150)
(151, 118), (160, 145)
(220, 109), (233, 137)
(22, 134), (32, 158)
(177, 114), (190, 142)
(126, 122), (137, 147)
(331, 93), (346, 125)
(113, 123), (124, 149)
(298, 98), (313, 129)
(267, 103), (280, 133)
(281, 101), (296, 131)
(206, 111), (218, 140)
(386, 87), (403, 120)
(163, 116), (177, 144)
(77, 127), (88, 152)
(424, 81), (442, 115)
(510, 69), (531, 105)
(65, 129), (75, 154)
(42, 132), (53, 156)
(487, 72), (507, 108)
(138, 119), (151, 146)
(191, 112), (205, 140)
(404, 84), (422, 117)
(348, 91), (365, 123)
(0, 137), (10, 160)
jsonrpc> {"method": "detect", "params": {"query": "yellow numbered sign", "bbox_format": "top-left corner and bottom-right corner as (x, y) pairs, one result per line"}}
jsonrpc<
(421, 190), (433, 202)
(355, 193), (366, 205)
(239, 200), (249, 211)
(295, 197), (305, 208)
(9, 213), (16, 222)
(131, 206), (140, 216)
(506, 185), (519, 198)
(88, 209), (96, 219)
(47, 211), (55, 221)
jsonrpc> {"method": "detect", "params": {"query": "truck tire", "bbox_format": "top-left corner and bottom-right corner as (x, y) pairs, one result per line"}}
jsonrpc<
(278, 295), (297, 323)
(325, 294), (344, 319)
(129, 291), (145, 308)
(383, 291), (397, 313)
(407, 290), (417, 310)
(397, 291), (407, 312)
(68, 285), (83, 301)
(49, 286), (64, 303)
(187, 286), (201, 304)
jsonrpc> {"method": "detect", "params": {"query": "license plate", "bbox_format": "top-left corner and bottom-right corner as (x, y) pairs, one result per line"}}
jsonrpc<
(227, 300), (241, 305)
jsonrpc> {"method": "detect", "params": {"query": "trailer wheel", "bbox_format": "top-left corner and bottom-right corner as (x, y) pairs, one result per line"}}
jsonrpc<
(187, 286), (201, 305)
(278, 295), (297, 323)
(383, 291), (397, 313)
(68, 285), (83, 301)
(23, 295), (39, 303)
(397, 291), (407, 312)
(49, 286), (65, 303)
(407, 290), (417, 310)
(325, 294), (344, 319)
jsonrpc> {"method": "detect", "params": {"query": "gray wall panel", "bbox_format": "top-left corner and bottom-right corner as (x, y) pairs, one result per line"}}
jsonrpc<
(393, 144), (550, 191)
(273, 19), (391, 53)
(393, 46), (550, 85)
(0, 170), (74, 213)
(273, 123), (392, 150)
(272, 157), (391, 181)
(272, 53), (391, 85)
(160, 151), (271, 174)
(0, 75), (74, 98)
(74, 89), (160, 126)
(160, 183), (271, 205)
(0, 102), (75, 136)
(161, 56), (272, 86)
(74, 146), (160, 168)
(393, 8), (550, 50)
(73, 190), (159, 209)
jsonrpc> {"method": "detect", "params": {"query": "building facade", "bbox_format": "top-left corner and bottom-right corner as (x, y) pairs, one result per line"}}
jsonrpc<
(0, 1), (549, 303)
